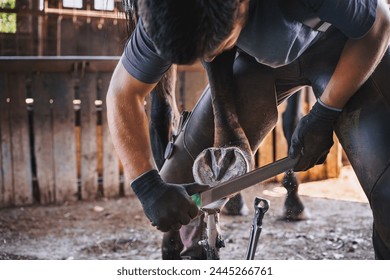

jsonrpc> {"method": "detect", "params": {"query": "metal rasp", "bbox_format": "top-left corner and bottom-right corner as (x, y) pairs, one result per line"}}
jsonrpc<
(192, 156), (298, 209)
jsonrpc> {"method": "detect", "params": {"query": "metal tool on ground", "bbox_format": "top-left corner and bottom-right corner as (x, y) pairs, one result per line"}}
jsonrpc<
(246, 197), (270, 260)
(192, 156), (298, 209)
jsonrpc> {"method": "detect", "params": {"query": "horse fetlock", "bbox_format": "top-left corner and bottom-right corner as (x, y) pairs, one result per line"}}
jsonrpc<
(282, 169), (299, 192)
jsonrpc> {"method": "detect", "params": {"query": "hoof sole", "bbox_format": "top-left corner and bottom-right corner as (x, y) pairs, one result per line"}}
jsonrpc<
(193, 147), (249, 187)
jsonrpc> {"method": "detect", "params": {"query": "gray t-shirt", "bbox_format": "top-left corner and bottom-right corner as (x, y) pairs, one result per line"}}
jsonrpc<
(121, 0), (377, 83)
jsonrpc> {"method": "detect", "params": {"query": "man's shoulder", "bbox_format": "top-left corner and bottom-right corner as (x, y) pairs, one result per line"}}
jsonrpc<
(121, 19), (172, 84)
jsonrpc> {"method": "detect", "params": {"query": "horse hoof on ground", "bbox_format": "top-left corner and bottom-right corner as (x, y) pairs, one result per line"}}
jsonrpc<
(192, 146), (249, 187)
(282, 205), (311, 221)
(161, 230), (183, 260)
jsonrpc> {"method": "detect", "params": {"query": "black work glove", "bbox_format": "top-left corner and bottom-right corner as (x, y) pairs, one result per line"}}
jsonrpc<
(289, 100), (341, 172)
(131, 170), (209, 232)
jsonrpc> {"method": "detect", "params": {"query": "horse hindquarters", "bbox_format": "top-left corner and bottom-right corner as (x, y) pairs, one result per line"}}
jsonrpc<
(334, 48), (390, 259)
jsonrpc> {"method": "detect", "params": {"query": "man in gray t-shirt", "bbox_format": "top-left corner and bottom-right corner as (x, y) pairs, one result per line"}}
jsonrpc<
(107, 0), (390, 259)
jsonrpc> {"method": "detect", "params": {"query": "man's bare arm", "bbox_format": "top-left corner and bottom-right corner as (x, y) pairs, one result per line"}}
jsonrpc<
(290, 0), (390, 171)
(320, 0), (390, 109)
(106, 61), (157, 181)
(106, 61), (207, 232)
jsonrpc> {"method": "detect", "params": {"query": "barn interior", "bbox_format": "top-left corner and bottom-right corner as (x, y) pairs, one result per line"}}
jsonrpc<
(0, 0), (385, 260)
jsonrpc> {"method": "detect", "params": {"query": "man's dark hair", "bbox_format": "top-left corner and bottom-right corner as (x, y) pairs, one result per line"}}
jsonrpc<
(136, 0), (239, 64)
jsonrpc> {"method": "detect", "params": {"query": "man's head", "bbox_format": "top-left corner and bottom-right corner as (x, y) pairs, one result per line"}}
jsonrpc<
(137, 0), (250, 64)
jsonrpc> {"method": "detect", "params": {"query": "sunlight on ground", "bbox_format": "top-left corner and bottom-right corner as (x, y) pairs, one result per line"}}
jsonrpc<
(298, 165), (368, 203)
(261, 165), (368, 203)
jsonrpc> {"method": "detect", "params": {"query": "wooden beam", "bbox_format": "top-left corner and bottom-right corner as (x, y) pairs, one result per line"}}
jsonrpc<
(79, 73), (99, 200)
(0, 73), (14, 207)
(32, 73), (56, 204)
(50, 73), (78, 202)
(8, 73), (34, 205)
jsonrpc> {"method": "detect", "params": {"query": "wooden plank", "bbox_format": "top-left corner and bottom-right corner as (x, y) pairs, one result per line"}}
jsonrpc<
(51, 73), (78, 202)
(0, 74), (5, 207)
(0, 122), (2, 207)
(0, 73), (14, 207)
(79, 73), (98, 200)
(60, 18), (77, 55)
(32, 73), (56, 204)
(275, 102), (289, 160)
(257, 128), (275, 182)
(275, 102), (289, 181)
(0, 138), (2, 207)
(8, 73), (33, 205)
(300, 134), (341, 182)
(258, 130), (274, 167)
(100, 73), (120, 198)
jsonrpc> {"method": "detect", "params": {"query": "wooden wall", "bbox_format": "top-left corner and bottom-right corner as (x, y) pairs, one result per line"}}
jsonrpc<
(0, 0), (127, 56)
(0, 58), (119, 207)
(0, 58), (342, 208)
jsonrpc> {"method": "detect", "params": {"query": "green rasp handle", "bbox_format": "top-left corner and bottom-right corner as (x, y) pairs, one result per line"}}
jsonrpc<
(191, 193), (202, 208)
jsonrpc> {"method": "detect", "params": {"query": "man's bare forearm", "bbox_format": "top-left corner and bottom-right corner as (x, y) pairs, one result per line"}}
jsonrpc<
(106, 62), (158, 181)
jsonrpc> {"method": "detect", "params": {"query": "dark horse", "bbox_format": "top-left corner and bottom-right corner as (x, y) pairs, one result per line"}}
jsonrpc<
(122, 0), (308, 260)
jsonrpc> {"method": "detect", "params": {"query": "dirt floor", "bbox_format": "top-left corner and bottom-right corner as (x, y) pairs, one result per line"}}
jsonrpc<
(0, 165), (375, 260)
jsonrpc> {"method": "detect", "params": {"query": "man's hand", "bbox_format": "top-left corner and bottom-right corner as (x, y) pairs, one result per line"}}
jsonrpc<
(289, 100), (341, 172)
(131, 170), (209, 232)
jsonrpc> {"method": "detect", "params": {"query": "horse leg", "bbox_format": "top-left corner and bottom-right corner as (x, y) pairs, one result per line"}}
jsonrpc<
(191, 50), (252, 217)
(195, 49), (253, 173)
(149, 66), (180, 170)
(281, 169), (309, 220)
(159, 53), (280, 259)
(280, 94), (309, 220)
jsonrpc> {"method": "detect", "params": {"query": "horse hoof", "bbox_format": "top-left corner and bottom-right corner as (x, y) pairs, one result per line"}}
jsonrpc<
(282, 196), (310, 221)
(282, 207), (311, 221)
(192, 147), (249, 187)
